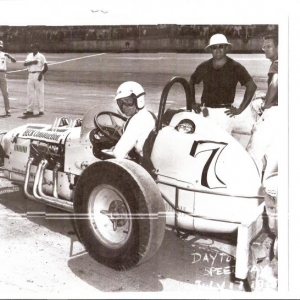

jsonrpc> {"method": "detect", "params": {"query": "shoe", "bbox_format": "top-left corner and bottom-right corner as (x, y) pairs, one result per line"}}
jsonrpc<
(23, 111), (33, 116)
(6, 112), (11, 117)
(39, 112), (44, 115)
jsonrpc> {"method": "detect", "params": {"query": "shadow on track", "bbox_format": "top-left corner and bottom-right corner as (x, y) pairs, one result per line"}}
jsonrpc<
(18, 115), (42, 120)
(67, 228), (242, 292)
(0, 114), (10, 118)
(0, 178), (243, 293)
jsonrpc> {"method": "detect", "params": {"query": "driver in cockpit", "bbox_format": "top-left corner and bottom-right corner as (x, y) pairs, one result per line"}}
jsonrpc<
(112, 81), (156, 159)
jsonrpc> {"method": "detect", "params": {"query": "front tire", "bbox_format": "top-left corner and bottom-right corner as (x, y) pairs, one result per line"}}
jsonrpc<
(73, 159), (166, 270)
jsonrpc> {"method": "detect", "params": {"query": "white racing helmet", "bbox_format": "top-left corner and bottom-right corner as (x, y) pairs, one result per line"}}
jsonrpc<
(114, 81), (146, 110)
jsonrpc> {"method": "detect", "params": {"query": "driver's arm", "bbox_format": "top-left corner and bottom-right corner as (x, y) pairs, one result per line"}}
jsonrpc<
(113, 119), (139, 159)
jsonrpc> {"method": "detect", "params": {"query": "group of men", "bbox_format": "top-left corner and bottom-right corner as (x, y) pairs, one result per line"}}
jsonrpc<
(112, 32), (278, 188)
(0, 41), (48, 117)
(189, 32), (278, 184)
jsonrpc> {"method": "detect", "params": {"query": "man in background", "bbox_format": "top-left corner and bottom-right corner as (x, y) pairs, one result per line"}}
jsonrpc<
(23, 43), (48, 116)
(0, 40), (17, 117)
(246, 32), (278, 183)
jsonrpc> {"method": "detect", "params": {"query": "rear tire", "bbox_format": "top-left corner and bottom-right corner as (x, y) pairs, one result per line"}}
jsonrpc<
(73, 159), (165, 270)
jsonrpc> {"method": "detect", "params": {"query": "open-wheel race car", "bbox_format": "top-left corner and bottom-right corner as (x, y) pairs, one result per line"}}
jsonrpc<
(0, 77), (277, 280)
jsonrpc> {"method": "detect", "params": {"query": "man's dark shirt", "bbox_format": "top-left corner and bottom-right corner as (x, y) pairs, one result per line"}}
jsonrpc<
(190, 57), (252, 107)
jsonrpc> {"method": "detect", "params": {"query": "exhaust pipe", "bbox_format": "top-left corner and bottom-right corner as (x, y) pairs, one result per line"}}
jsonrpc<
(52, 162), (61, 199)
(33, 158), (46, 200)
(24, 157), (74, 212)
(23, 157), (36, 201)
(37, 159), (73, 212)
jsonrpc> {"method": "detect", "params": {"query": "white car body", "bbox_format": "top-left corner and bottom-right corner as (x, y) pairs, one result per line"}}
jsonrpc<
(0, 77), (273, 280)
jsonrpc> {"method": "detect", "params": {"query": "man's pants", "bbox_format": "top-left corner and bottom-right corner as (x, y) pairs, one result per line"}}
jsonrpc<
(263, 168), (278, 235)
(0, 72), (10, 112)
(27, 73), (44, 112)
(205, 107), (234, 134)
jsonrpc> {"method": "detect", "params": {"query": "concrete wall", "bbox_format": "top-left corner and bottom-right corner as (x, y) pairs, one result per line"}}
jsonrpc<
(8, 37), (264, 53)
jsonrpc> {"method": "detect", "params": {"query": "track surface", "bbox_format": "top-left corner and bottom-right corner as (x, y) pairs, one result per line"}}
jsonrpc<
(2, 52), (269, 127)
(0, 53), (276, 297)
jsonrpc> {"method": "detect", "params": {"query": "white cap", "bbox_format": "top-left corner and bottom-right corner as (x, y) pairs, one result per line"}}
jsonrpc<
(205, 34), (232, 50)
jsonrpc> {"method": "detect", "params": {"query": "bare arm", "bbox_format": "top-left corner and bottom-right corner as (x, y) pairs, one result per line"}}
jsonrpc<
(4, 53), (17, 63)
(225, 79), (257, 117)
(38, 63), (48, 81)
(189, 77), (196, 103)
(263, 74), (278, 109)
(41, 63), (48, 75)
(24, 60), (38, 66)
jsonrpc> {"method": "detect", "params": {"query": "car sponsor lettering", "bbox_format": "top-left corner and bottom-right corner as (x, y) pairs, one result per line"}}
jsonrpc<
(19, 125), (71, 143)
(22, 129), (61, 141)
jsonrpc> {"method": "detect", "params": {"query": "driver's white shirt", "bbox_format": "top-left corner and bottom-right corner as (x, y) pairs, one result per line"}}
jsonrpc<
(113, 108), (155, 159)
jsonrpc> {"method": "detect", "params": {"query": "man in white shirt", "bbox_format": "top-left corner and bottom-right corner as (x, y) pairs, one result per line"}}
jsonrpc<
(246, 33), (278, 184)
(23, 43), (48, 116)
(112, 81), (156, 160)
(0, 40), (17, 117)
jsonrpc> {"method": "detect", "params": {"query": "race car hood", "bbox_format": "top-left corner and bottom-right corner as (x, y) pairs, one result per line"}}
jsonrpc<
(16, 124), (72, 144)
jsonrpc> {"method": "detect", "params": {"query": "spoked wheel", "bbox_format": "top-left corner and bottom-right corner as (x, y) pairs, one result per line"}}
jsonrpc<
(73, 159), (166, 270)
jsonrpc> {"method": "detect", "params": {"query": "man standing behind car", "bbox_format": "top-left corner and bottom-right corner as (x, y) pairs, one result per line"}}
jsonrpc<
(23, 43), (48, 116)
(189, 33), (257, 134)
(246, 33), (278, 182)
(0, 40), (17, 117)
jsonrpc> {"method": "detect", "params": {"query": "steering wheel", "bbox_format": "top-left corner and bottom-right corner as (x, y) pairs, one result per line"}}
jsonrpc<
(94, 111), (127, 142)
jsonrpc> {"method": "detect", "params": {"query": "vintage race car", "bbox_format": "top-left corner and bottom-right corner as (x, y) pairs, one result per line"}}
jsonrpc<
(0, 77), (276, 280)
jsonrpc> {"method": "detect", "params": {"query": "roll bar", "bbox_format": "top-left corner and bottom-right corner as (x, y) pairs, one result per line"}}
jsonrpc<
(156, 76), (193, 132)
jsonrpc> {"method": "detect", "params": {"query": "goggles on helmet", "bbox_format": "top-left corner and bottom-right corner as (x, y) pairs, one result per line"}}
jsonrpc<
(117, 95), (136, 111)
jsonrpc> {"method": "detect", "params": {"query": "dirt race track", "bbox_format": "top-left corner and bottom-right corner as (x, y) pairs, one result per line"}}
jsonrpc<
(0, 53), (278, 298)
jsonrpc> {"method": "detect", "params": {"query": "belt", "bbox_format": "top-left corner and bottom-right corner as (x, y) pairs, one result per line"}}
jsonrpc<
(203, 103), (232, 108)
(29, 71), (41, 73)
(0, 70), (6, 72)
